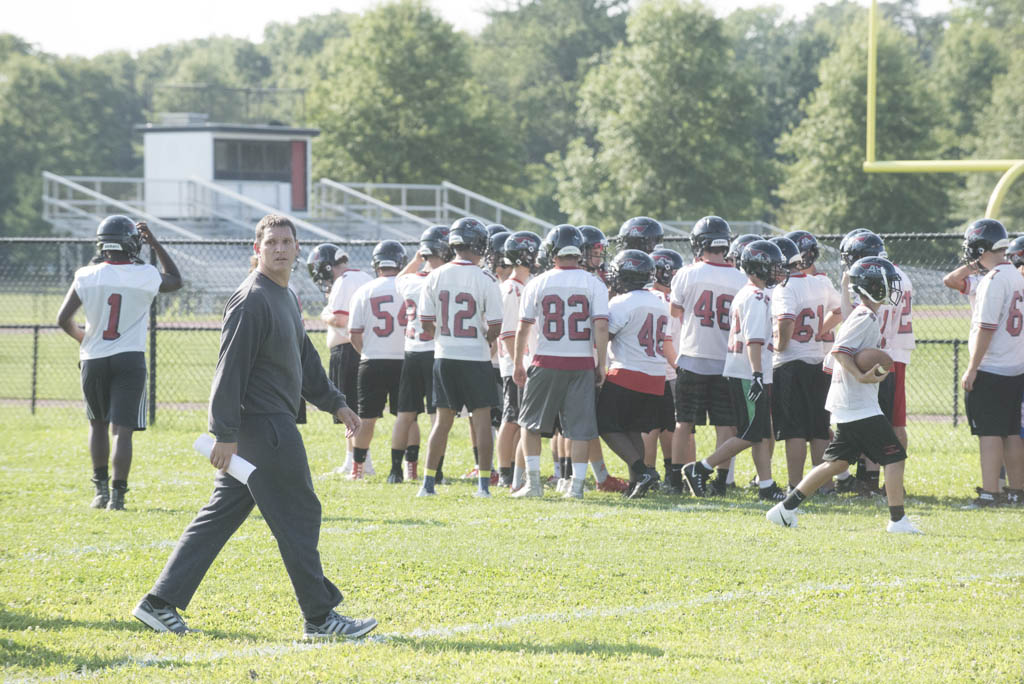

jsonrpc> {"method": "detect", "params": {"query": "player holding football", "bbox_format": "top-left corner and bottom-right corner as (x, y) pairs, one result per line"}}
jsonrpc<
(683, 240), (788, 502)
(57, 216), (182, 511)
(513, 225), (610, 499)
(347, 241), (408, 480)
(767, 256), (921, 533)
(416, 218), (504, 498)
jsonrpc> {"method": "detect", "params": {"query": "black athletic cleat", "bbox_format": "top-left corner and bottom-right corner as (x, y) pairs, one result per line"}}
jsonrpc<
(683, 462), (711, 497)
(386, 468), (404, 484)
(91, 478), (110, 509)
(835, 476), (857, 494)
(707, 473), (728, 497)
(133, 599), (189, 634)
(622, 480), (636, 498)
(758, 483), (787, 502)
(962, 487), (999, 510)
(1003, 488), (1023, 506)
(627, 469), (659, 500)
(107, 486), (127, 511)
(303, 611), (378, 640)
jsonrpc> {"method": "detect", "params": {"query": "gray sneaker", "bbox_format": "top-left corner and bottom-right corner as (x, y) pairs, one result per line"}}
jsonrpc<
(303, 610), (378, 640)
(133, 598), (189, 634)
(107, 486), (127, 511)
(91, 478), (109, 509)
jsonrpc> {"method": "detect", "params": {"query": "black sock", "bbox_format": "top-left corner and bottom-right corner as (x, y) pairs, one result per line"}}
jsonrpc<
(662, 457), (671, 475)
(562, 457), (571, 477)
(628, 459), (648, 482)
(112, 479), (127, 490)
(353, 447), (368, 464)
(855, 457), (866, 480)
(500, 466), (513, 480)
(696, 461), (713, 475)
(783, 488), (806, 510)
(866, 471), (880, 490)
(436, 453), (445, 478)
(716, 467), (729, 482)
(93, 467), (109, 481)
(405, 445), (419, 462)
(670, 464), (683, 488)
(889, 505), (905, 522)
(391, 448), (404, 470)
(473, 446), (479, 465)
(145, 593), (170, 609)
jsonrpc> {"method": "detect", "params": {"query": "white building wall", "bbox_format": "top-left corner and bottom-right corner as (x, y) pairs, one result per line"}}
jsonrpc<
(143, 131), (213, 217)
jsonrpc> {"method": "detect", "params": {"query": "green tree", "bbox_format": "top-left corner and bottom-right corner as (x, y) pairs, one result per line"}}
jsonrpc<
(309, 1), (517, 197)
(551, 0), (769, 228)
(776, 17), (950, 234)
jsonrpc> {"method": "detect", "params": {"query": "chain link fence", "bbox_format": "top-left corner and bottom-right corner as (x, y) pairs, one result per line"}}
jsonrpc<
(0, 234), (978, 453)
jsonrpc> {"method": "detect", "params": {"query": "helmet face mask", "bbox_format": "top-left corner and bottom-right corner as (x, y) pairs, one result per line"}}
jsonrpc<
(372, 240), (408, 275)
(617, 216), (664, 254)
(962, 218), (1010, 264)
(1006, 235), (1024, 269)
(306, 243), (346, 293)
(96, 215), (142, 262)
(449, 217), (489, 256)
(740, 240), (788, 288)
(486, 231), (511, 274)
(609, 249), (655, 294)
(650, 248), (684, 286)
(578, 225), (609, 273)
(849, 256), (902, 307)
(690, 216), (732, 258)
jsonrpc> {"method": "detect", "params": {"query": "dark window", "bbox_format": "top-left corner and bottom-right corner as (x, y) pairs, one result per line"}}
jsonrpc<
(213, 139), (291, 182)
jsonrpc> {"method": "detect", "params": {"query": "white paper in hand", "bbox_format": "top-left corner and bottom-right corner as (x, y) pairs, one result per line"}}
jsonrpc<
(192, 434), (256, 484)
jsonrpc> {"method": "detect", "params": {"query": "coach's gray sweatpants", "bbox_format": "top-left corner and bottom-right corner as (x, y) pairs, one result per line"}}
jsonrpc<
(150, 413), (342, 619)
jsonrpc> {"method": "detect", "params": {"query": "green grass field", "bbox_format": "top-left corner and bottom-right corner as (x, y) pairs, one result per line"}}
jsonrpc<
(1, 406), (1022, 682)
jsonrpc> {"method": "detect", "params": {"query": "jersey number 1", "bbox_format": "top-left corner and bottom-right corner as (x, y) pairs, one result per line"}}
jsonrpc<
(102, 293), (122, 340)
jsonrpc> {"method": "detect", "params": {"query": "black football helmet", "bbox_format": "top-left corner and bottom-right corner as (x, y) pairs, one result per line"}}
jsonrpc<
(770, 236), (801, 271)
(1006, 235), (1024, 268)
(504, 231), (543, 271)
(578, 225), (609, 272)
(609, 249), (655, 294)
(306, 243), (348, 292)
(537, 226), (559, 271)
(486, 224), (509, 237)
(419, 224), (452, 261)
(690, 216), (732, 257)
(449, 217), (489, 256)
(550, 224), (584, 261)
(740, 240), (788, 287)
(486, 230), (511, 273)
(372, 240), (407, 273)
(785, 230), (819, 269)
(849, 256), (902, 307)
(617, 216), (664, 253)
(962, 218), (1010, 263)
(96, 215), (142, 261)
(651, 248), (685, 287)
(726, 234), (760, 268)
(841, 230), (886, 269)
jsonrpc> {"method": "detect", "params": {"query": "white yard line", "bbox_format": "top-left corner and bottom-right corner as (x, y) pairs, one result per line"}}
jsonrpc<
(20, 569), (1024, 682)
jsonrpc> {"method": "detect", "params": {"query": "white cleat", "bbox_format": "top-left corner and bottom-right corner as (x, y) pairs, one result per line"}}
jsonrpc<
(363, 455), (376, 476)
(563, 478), (585, 500)
(512, 473), (543, 498)
(555, 478), (570, 494)
(766, 502), (798, 528)
(886, 515), (923, 534)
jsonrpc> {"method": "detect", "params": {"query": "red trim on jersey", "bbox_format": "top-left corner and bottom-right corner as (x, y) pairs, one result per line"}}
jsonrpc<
(420, 315), (436, 322)
(336, 309), (349, 315)
(104, 260), (133, 265)
(777, 313), (796, 320)
(787, 273), (807, 279)
(452, 260), (476, 266)
(979, 322), (999, 330)
(520, 317), (536, 324)
(532, 354), (595, 370)
(592, 314), (609, 321)
(959, 280), (970, 294)
(607, 368), (664, 395)
(498, 331), (516, 340)
(510, 277), (526, 285)
(349, 327), (364, 334)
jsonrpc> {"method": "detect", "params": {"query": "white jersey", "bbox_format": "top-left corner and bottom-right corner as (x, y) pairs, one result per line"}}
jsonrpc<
(971, 263), (1024, 376)
(650, 287), (679, 380)
(396, 271), (434, 353)
(418, 259), (503, 362)
(772, 272), (842, 366)
(607, 289), (671, 395)
(723, 282), (774, 383)
(876, 264), (915, 365)
(826, 305), (883, 423)
(74, 262), (161, 360)
(669, 260), (747, 374)
(520, 266), (609, 369)
(498, 275), (532, 377)
(348, 276), (406, 360)
(324, 268), (373, 348)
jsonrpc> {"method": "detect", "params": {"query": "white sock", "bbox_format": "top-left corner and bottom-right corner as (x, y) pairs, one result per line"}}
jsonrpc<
(572, 462), (588, 482)
(592, 459), (609, 483)
(726, 456), (737, 484)
(836, 471), (852, 481)
(699, 459), (713, 471)
(759, 478), (775, 489)
(526, 455), (541, 473)
(513, 465), (525, 487)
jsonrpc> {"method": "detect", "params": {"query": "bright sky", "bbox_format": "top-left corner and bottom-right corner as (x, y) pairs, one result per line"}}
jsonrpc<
(10, 0), (956, 58)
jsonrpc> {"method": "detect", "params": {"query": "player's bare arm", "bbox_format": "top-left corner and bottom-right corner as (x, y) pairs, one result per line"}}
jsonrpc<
(594, 318), (609, 387)
(776, 319), (794, 352)
(821, 309), (842, 334)
(840, 271), (854, 319)
(513, 319), (532, 387)
(942, 261), (978, 293)
(421, 319), (435, 338)
(398, 252), (423, 277)
(486, 321), (501, 345)
(137, 221), (183, 292)
(350, 331), (364, 354)
(961, 327), (995, 392)
(56, 285), (85, 343)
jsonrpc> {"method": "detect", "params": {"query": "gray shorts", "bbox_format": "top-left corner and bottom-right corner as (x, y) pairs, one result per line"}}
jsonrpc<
(519, 365), (598, 441)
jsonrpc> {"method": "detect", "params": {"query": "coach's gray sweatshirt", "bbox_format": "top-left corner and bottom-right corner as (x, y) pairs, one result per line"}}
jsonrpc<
(209, 271), (347, 443)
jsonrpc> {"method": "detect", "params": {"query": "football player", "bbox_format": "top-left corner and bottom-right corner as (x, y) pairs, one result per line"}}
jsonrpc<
(644, 248), (684, 483)
(959, 219), (1024, 508)
(771, 230), (842, 491)
(416, 218), (504, 497)
(513, 225), (610, 499)
(768, 257), (921, 533)
(683, 240), (788, 502)
(667, 216), (747, 494)
(616, 216), (664, 254)
(579, 225), (610, 276)
(57, 216), (182, 510)
(389, 226), (452, 483)
(726, 234), (759, 268)
(598, 250), (669, 498)
(347, 241), (408, 480)
(311, 242), (373, 475)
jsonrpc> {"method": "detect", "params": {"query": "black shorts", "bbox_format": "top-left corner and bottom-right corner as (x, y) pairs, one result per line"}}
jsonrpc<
(597, 380), (661, 434)
(356, 359), (403, 419)
(654, 381), (675, 432)
(502, 376), (523, 425)
(80, 351), (147, 429)
(329, 343), (360, 424)
(771, 360), (830, 441)
(727, 377), (772, 443)
(491, 366), (503, 429)
(397, 350), (435, 415)
(823, 414), (907, 465)
(965, 370), (1024, 437)
(674, 369), (735, 426)
(433, 358), (500, 412)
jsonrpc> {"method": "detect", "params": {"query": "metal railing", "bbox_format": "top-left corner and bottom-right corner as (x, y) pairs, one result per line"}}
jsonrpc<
(315, 179), (433, 241)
